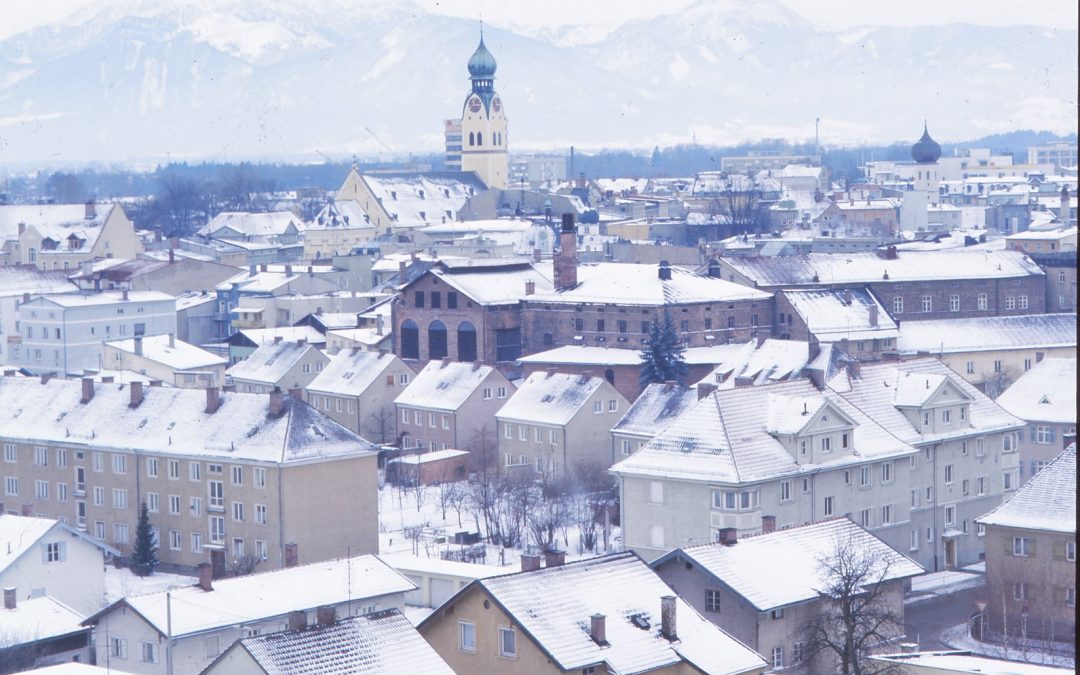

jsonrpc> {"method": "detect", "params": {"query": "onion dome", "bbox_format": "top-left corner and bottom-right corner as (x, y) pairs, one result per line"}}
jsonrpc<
(911, 123), (941, 164)
(467, 36), (497, 79)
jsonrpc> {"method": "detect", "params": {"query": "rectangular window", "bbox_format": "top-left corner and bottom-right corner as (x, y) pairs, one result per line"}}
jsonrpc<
(962, 479), (970, 495)
(35, 480), (48, 499)
(518, 425), (527, 441)
(93, 452), (104, 472)
(56, 483), (68, 502)
(254, 467), (267, 489)
(414, 291), (424, 308)
(92, 486), (104, 505)
(861, 508), (872, 527)
(459, 621), (476, 652)
(945, 506), (955, 526)
(256, 540), (268, 560)
(147, 492), (159, 512)
(190, 496), (202, 517)
(793, 642), (804, 664)
(1005, 296), (1015, 310)
(942, 409), (951, 424)
(550, 430), (559, 445)
(169, 530), (181, 551)
(881, 462), (892, 484)
(944, 464), (954, 484)
(112, 454), (127, 474)
(1012, 536), (1031, 557)
(430, 291), (441, 309)
(910, 529), (919, 551)
(114, 523), (129, 544)
(921, 295), (932, 312)
(893, 297), (903, 314)
(169, 495), (181, 515)
(504, 424), (512, 439)
(168, 459), (180, 480)
(772, 646), (784, 669)
(975, 437), (986, 457)
(232, 501), (244, 522)
(911, 489), (919, 507)
(780, 480), (791, 502)
(977, 293), (988, 310)
(497, 386), (508, 399)
(189, 462), (201, 481)
(608, 399), (618, 412)
(860, 466), (872, 487)
(146, 457), (158, 477)
(705, 589), (721, 612)
(1013, 583), (1027, 601)
(112, 488), (127, 509)
(209, 481), (224, 509)
(210, 516), (225, 544)
(650, 481), (664, 504)
(255, 504), (267, 525)
(949, 295), (960, 312)
(191, 532), (203, 553)
(821, 436), (832, 452)
(824, 496), (834, 516)
(966, 361), (975, 374)
(231, 466), (243, 486)
(34, 446), (48, 466)
(881, 504), (892, 525)
(109, 637), (128, 659)
(499, 627), (516, 658)
(1018, 295), (1028, 309)
(1066, 541), (1076, 562)
(3, 443), (15, 463)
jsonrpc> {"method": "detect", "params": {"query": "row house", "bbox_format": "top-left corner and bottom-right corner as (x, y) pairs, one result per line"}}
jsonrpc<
(994, 357), (1076, 484)
(12, 290), (177, 376)
(225, 338), (329, 395)
(103, 333), (228, 389)
(716, 248), (1047, 321)
(0, 375), (379, 572)
(611, 359), (1024, 572)
(495, 370), (628, 477)
(393, 359), (514, 469)
(304, 348), (415, 443)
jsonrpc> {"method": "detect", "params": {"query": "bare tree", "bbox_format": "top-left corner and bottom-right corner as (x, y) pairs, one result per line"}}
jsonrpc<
(439, 475), (469, 527)
(800, 532), (906, 675)
(708, 181), (771, 236)
(528, 477), (570, 552)
(227, 555), (264, 577)
(364, 407), (396, 445)
(468, 425), (499, 479)
(981, 367), (1018, 400)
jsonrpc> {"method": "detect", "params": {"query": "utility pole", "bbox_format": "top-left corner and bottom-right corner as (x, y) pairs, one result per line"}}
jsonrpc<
(166, 591), (174, 675)
(815, 117), (820, 157)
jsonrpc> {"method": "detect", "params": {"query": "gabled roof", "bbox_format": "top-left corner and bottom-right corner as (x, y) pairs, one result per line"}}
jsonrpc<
(0, 265), (77, 297)
(426, 262), (553, 305)
(897, 314), (1076, 354)
(991, 358), (1076, 424)
(29, 290), (175, 308)
(892, 371), (967, 408)
(227, 341), (326, 385)
(305, 200), (374, 231)
(394, 360), (497, 412)
(214, 608), (454, 675)
(611, 379), (915, 484)
(306, 349), (399, 397)
(611, 383), (698, 438)
(653, 519), (923, 612)
(495, 371), (605, 426)
(230, 326), (327, 348)
(827, 360), (1022, 446)
(199, 211), (304, 239)
(0, 203), (116, 245)
(781, 288), (898, 341)
(0, 377), (375, 463)
(83, 555), (415, 638)
(105, 335), (227, 371)
(529, 262), (772, 306)
(1, 514), (119, 574)
(359, 173), (483, 228)
(422, 552), (765, 675)
(0, 595), (89, 645)
(765, 394), (850, 435)
(977, 445), (1075, 534)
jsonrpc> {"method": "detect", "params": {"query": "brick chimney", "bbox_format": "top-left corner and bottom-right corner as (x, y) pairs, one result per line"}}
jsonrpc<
(660, 595), (677, 641)
(543, 549), (566, 567)
(533, 248), (542, 263)
(287, 610), (307, 630)
(843, 288), (852, 305)
(658, 260), (672, 281)
(718, 527), (738, 546)
(316, 605), (336, 626)
(196, 563), (213, 592)
(134, 335), (143, 356)
(521, 553), (542, 572)
(697, 382), (717, 400)
(590, 613), (607, 645)
(205, 387), (222, 414)
(129, 381), (144, 408)
(761, 515), (777, 534)
(885, 245), (897, 260)
(284, 543), (299, 568)
(555, 213), (578, 291)
(525, 280), (535, 296)
(85, 201), (96, 220)
(80, 377), (95, 404)
(2, 587), (15, 610)
(268, 388), (286, 417)
(288, 387), (303, 401)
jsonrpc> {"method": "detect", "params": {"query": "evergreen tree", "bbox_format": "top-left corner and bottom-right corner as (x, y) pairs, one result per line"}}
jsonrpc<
(130, 500), (160, 577)
(638, 309), (687, 386)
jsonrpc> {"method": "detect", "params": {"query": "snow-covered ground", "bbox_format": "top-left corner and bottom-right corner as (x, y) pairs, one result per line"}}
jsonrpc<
(940, 621), (1075, 669)
(105, 565), (196, 604)
(377, 480), (620, 575)
(907, 568), (985, 600)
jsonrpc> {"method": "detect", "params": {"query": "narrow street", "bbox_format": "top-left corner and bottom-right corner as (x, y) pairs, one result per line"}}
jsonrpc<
(904, 580), (984, 650)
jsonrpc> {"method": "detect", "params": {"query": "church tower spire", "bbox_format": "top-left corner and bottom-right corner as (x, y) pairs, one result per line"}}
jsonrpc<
(454, 31), (508, 189)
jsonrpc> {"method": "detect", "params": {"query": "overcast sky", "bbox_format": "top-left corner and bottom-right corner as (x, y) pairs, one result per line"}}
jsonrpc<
(3, 0), (1078, 40)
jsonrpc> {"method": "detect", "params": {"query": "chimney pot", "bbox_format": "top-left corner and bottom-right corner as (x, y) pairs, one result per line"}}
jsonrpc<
(81, 377), (95, 404)
(288, 387), (303, 400)
(122, 289), (129, 301)
(2, 587), (15, 610)
(85, 201), (96, 220)
(268, 388), (286, 417)
(843, 288), (852, 305)
(761, 515), (777, 534)
(521, 553), (542, 572)
(205, 387), (222, 414)
(591, 613), (607, 645)
(718, 527), (738, 546)
(525, 279), (536, 296)
(660, 595), (677, 641)
(196, 563), (213, 592)
(316, 605), (336, 626)
(129, 381), (144, 408)
(543, 549), (566, 567)
(533, 248), (542, 263)
(287, 610), (307, 631)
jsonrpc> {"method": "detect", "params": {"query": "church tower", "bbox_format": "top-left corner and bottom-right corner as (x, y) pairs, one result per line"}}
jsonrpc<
(458, 33), (508, 189)
(900, 122), (942, 235)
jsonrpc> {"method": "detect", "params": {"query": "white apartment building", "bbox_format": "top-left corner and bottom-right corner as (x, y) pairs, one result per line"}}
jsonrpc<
(11, 291), (176, 376)
(612, 359), (1024, 572)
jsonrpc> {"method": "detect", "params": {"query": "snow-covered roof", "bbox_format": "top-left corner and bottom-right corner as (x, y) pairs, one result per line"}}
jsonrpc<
(0, 377), (376, 463)
(389, 449), (469, 465)
(529, 262), (771, 306)
(442, 552), (765, 675)
(31, 290), (175, 308)
(362, 174), (478, 228)
(977, 445), (1075, 534)
(612, 383), (699, 438)
(305, 349), (398, 397)
(174, 292), (217, 312)
(427, 262), (553, 305)
(327, 327), (389, 347)
(782, 288), (898, 341)
(827, 360), (1023, 446)
(897, 314), (1076, 355)
(1, 515), (58, 573)
(394, 360), (496, 412)
(227, 340), (325, 385)
(84, 555), (415, 638)
(0, 265), (77, 297)
(871, 651), (1073, 675)
(1006, 226), (1077, 241)
(224, 608), (453, 675)
(0, 203), (115, 245)
(377, 552), (502, 581)
(199, 211), (304, 238)
(995, 358), (1076, 424)
(106, 335), (227, 371)
(611, 378), (915, 484)
(234, 326), (327, 347)
(305, 200), (374, 231)
(655, 519), (923, 611)
(215, 270), (300, 294)
(495, 371), (604, 426)
(0, 595), (89, 645)
(518, 346), (643, 366)
(722, 250), (1043, 286)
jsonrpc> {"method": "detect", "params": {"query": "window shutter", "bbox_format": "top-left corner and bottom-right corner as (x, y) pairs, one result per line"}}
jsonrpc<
(1006, 538), (1015, 554)
(1053, 541), (1065, 561)
(1028, 539), (1037, 558)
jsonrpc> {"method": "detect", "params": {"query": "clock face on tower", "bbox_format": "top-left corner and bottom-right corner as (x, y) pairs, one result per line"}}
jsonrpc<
(492, 97), (502, 113)
(468, 97), (482, 113)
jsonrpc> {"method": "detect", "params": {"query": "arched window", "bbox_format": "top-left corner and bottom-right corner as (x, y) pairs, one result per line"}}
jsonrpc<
(469, 132), (475, 146)
(477, 132), (483, 146)
(428, 320), (448, 360)
(457, 321), (477, 362)
(400, 320), (419, 360)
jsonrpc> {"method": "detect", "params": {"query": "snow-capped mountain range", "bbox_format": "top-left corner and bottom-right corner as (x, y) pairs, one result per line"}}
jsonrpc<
(0, 0), (1075, 166)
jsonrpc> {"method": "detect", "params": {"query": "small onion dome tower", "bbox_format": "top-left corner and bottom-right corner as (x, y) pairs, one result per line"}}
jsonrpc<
(911, 122), (942, 164)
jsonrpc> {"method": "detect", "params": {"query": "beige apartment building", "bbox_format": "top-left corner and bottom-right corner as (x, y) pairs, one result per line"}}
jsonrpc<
(304, 348), (415, 442)
(226, 338), (330, 395)
(0, 376), (379, 572)
(103, 334), (228, 388)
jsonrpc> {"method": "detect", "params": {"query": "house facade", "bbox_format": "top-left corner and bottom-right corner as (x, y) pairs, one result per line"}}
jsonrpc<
(994, 357), (1076, 484)
(226, 339), (330, 395)
(304, 349), (415, 442)
(0, 203), (143, 271)
(103, 334), (228, 389)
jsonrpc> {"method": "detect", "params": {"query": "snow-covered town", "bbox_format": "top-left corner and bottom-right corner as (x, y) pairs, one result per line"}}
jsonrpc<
(0, 2), (1076, 674)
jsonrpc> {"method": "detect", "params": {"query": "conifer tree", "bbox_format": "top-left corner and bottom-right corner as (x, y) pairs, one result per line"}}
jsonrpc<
(130, 500), (160, 577)
(638, 309), (687, 386)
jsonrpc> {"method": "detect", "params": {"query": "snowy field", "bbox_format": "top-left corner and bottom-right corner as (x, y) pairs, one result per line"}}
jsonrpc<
(105, 565), (196, 603)
(940, 621), (1075, 669)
